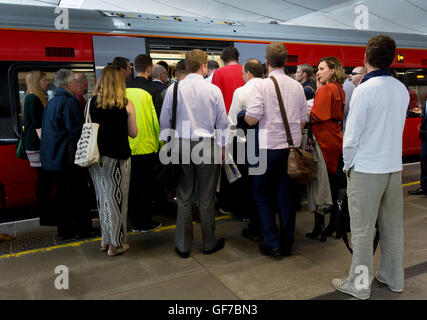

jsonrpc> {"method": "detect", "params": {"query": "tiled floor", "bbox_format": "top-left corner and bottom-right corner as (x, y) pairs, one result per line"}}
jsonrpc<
(1, 187), (426, 300)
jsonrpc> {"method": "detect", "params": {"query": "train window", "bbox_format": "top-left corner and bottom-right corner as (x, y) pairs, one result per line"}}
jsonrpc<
(16, 69), (96, 122)
(0, 61), (13, 118)
(405, 69), (427, 118)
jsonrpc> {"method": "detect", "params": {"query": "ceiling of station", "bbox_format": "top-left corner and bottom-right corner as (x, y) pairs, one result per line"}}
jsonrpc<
(1, 0), (426, 35)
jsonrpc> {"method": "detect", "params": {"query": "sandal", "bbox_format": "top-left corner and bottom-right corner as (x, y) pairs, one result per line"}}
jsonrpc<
(100, 243), (108, 252)
(108, 243), (130, 257)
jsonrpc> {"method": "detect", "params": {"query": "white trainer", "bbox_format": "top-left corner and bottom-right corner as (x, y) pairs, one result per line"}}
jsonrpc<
(375, 272), (404, 293)
(331, 278), (370, 300)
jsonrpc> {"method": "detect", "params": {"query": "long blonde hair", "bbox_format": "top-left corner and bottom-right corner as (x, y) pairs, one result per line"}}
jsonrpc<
(25, 70), (47, 106)
(318, 56), (346, 85)
(93, 66), (128, 109)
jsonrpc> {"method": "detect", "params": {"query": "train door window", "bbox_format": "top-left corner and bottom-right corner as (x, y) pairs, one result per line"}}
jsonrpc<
(16, 69), (96, 123)
(404, 69), (427, 118)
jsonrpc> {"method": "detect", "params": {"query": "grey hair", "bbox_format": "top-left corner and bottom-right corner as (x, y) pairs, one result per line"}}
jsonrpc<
(54, 69), (74, 89)
(152, 64), (166, 79)
(74, 72), (87, 84)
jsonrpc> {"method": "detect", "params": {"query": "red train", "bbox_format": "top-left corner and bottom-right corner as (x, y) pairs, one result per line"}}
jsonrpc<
(0, 4), (426, 209)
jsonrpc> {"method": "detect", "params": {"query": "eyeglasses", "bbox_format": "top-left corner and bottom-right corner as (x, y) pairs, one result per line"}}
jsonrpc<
(351, 72), (361, 75)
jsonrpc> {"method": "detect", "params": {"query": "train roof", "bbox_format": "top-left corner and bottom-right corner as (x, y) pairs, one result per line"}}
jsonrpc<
(1, 3), (427, 49)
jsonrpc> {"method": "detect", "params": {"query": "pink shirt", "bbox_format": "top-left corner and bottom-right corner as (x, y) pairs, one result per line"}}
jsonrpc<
(246, 69), (307, 150)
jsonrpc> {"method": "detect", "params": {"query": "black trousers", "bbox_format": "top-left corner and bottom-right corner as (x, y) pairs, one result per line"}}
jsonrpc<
(55, 166), (92, 237)
(36, 167), (56, 226)
(128, 153), (156, 229)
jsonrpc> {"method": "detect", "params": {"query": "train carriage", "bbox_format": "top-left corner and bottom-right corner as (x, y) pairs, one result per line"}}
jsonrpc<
(0, 3), (426, 209)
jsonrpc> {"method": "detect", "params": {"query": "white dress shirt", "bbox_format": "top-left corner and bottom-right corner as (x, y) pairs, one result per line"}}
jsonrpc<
(228, 77), (262, 127)
(343, 76), (409, 173)
(159, 73), (229, 145)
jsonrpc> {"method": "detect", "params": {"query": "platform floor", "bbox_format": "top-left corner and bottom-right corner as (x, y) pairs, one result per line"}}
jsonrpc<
(0, 167), (426, 300)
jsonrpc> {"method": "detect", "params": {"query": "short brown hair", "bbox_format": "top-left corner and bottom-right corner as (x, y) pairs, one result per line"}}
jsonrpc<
(244, 58), (263, 78)
(134, 54), (152, 73)
(185, 49), (207, 73)
(266, 42), (288, 68)
(318, 56), (346, 85)
(366, 35), (396, 69)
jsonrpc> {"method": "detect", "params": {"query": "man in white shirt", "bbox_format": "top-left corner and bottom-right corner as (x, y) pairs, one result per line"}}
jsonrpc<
(228, 58), (263, 128)
(159, 49), (229, 258)
(332, 35), (410, 299)
(228, 58), (263, 241)
(205, 60), (219, 83)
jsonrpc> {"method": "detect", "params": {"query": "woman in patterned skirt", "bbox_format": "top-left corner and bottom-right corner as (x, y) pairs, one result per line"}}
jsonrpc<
(89, 66), (138, 256)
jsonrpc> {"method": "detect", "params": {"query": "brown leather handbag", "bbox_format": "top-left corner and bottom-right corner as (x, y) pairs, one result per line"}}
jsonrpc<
(270, 76), (315, 184)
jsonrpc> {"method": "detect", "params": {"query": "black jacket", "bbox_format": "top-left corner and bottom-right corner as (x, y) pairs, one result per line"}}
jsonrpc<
(127, 77), (164, 119)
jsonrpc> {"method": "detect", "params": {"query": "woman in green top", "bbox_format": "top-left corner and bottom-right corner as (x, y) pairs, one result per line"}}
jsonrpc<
(23, 70), (54, 225)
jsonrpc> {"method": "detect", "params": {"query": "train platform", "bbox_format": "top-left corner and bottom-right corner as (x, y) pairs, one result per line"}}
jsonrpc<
(0, 164), (426, 300)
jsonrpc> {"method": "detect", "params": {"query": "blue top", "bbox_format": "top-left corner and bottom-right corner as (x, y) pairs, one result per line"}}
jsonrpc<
(40, 88), (84, 171)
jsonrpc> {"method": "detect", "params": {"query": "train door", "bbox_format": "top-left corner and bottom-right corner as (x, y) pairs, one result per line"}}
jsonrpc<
(2, 62), (95, 209)
(146, 38), (231, 81)
(402, 69), (427, 156)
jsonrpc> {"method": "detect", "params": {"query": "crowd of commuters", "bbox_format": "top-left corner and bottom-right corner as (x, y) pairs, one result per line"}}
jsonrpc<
(12, 35), (417, 300)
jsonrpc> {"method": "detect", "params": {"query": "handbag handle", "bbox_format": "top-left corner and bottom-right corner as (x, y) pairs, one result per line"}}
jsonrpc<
(84, 96), (95, 124)
(270, 76), (294, 148)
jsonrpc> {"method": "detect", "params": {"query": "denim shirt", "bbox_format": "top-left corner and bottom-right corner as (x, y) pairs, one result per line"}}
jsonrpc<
(40, 88), (84, 171)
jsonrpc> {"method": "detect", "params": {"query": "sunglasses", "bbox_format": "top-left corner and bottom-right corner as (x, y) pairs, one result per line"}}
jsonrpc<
(351, 72), (361, 75)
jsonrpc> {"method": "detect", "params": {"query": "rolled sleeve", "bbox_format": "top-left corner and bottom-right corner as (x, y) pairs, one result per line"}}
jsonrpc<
(245, 83), (264, 120)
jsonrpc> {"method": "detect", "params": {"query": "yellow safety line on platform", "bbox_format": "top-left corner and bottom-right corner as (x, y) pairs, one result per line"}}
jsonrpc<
(0, 215), (233, 260)
(402, 181), (420, 187)
(0, 180), (421, 260)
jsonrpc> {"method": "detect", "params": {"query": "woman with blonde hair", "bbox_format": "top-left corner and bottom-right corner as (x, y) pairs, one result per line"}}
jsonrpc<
(23, 70), (54, 225)
(306, 56), (346, 242)
(88, 66), (138, 256)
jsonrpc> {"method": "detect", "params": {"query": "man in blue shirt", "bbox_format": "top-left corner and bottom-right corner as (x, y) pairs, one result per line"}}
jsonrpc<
(41, 69), (93, 240)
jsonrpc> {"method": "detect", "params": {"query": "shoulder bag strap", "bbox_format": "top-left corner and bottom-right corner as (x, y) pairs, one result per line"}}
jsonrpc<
(85, 96), (94, 124)
(270, 76), (294, 147)
(171, 81), (178, 130)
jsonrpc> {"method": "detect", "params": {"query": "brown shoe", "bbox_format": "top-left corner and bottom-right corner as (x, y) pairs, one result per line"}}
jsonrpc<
(108, 243), (130, 257)
(0, 233), (15, 242)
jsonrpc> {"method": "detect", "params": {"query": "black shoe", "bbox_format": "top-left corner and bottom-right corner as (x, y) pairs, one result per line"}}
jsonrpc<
(203, 238), (225, 254)
(57, 233), (75, 241)
(408, 187), (426, 195)
(280, 237), (294, 257)
(141, 220), (162, 233)
(175, 247), (190, 259)
(258, 243), (282, 258)
(75, 229), (99, 239)
(306, 212), (326, 242)
(242, 228), (262, 242)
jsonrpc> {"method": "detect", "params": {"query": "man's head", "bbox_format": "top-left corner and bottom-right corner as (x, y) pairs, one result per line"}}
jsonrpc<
(111, 57), (132, 80)
(242, 58), (263, 83)
(365, 35), (396, 70)
(349, 66), (367, 86)
(266, 42), (288, 69)
(220, 46), (239, 65)
(295, 64), (313, 83)
(207, 60), (219, 77)
(175, 60), (187, 81)
(157, 61), (169, 73)
(152, 64), (168, 84)
(185, 49), (208, 76)
(73, 72), (88, 95)
(134, 54), (153, 77)
(54, 69), (76, 94)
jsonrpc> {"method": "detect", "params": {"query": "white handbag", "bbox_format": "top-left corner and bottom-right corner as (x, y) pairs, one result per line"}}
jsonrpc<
(74, 96), (100, 167)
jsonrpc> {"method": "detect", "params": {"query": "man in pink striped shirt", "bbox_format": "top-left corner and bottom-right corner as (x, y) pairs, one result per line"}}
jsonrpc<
(245, 42), (307, 258)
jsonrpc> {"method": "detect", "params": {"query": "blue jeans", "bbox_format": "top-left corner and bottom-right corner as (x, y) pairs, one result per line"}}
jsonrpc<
(252, 149), (296, 250)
